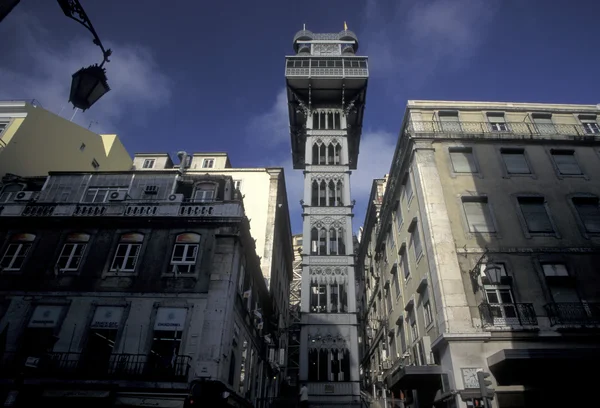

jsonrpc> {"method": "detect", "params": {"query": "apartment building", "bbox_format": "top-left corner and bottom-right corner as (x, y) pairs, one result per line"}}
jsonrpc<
(0, 101), (131, 178)
(359, 101), (600, 408)
(0, 169), (289, 407)
(131, 151), (294, 383)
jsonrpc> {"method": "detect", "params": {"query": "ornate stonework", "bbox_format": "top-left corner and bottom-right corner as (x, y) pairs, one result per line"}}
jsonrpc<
(312, 43), (341, 56)
(310, 216), (346, 229)
(309, 266), (348, 284)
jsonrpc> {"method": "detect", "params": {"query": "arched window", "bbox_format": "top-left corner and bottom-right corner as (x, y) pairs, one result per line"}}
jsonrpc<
(327, 144), (335, 164)
(110, 233), (144, 272)
(336, 181), (343, 206)
(170, 233), (201, 274)
(319, 181), (327, 206)
(57, 233), (90, 272)
(319, 144), (326, 165)
(328, 181), (336, 207)
(194, 183), (216, 202)
(329, 228), (338, 255)
(335, 144), (342, 164)
(334, 112), (341, 130)
(312, 112), (319, 129)
(319, 228), (327, 255)
(320, 112), (326, 130)
(338, 228), (346, 255)
(311, 181), (319, 207)
(312, 144), (319, 165)
(311, 228), (319, 255)
(0, 233), (35, 271)
(327, 112), (334, 129)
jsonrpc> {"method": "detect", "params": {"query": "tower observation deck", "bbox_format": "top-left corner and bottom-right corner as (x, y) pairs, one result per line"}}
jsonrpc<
(285, 25), (368, 404)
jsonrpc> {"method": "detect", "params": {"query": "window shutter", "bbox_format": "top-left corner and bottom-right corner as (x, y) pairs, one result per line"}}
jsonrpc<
(574, 198), (600, 233)
(503, 152), (530, 174)
(552, 152), (581, 175)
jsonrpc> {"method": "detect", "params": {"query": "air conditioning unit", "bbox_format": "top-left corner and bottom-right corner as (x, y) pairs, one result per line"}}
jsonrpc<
(108, 191), (127, 201)
(382, 361), (392, 370)
(167, 193), (184, 203)
(144, 185), (158, 195)
(14, 191), (34, 201)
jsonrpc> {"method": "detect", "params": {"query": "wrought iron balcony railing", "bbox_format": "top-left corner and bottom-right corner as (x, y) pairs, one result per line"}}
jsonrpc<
(407, 120), (600, 139)
(0, 352), (191, 382)
(479, 302), (538, 327)
(285, 57), (368, 78)
(544, 302), (600, 326)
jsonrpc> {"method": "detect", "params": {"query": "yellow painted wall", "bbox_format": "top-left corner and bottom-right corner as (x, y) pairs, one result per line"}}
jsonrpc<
(0, 104), (132, 177)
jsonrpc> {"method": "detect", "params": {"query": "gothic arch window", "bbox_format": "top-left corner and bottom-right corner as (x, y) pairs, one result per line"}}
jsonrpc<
(335, 144), (342, 164)
(336, 181), (343, 206)
(319, 181), (327, 206)
(334, 112), (341, 130)
(329, 228), (338, 255)
(327, 112), (334, 129)
(327, 144), (335, 164)
(319, 144), (326, 165)
(312, 144), (319, 165)
(338, 228), (346, 255)
(311, 228), (319, 255)
(319, 228), (327, 255)
(328, 181), (336, 207)
(311, 181), (319, 206)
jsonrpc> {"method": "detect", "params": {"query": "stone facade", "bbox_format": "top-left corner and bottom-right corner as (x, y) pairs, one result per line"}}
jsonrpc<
(0, 170), (286, 407)
(359, 101), (600, 408)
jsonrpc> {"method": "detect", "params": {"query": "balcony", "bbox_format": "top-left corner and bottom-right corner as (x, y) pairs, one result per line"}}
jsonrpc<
(407, 120), (600, 141)
(0, 200), (243, 218)
(285, 57), (368, 79)
(479, 302), (538, 327)
(0, 352), (191, 382)
(544, 302), (600, 326)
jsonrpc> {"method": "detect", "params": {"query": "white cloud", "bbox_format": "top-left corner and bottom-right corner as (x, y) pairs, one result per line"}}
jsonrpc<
(362, 0), (499, 84)
(247, 88), (289, 147)
(0, 10), (171, 133)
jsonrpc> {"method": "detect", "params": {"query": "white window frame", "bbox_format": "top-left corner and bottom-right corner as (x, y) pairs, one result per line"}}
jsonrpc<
(483, 285), (517, 326)
(579, 115), (600, 135)
(142, 159), (155, 169)
(234, 180), (242, 191)
(487, 112), (509, 132)
(110, 242), (142, 272)
(202, 158), (215, 168)
(170, 242), (199, 274)
(0, 242), (32, 271)
(56, 242), (87, 271)
(82, 187), (128, 203)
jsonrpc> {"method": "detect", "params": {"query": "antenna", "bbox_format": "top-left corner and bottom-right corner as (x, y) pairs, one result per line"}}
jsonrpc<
(70, 108), (79, 122)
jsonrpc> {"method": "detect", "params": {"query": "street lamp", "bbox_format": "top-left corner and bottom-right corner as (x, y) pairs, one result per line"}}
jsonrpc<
(482, 265), (503, 285)
(57, 0), (112, 111)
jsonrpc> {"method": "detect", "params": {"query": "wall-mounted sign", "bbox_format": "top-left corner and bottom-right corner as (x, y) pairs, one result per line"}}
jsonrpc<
(91, 306), (124, 329)
(154, 307), (187, 331)
(28, 305), (63, 328)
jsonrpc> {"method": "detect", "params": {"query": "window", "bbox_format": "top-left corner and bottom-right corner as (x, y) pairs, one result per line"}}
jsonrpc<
(202, 158), (215, 168)
(501, 148), (530, 174)
(579, 115), (600, 135)
(56, 233), (90, 272)
(310, 282), (327, 313)
(449, 147), (477, 173)
(82, 187), (128, 203)
(0, 233), (35, 271)
(80, 143), (86, 152)
(484, 286), (517, 325)
(392, 265), (401, 298)
(312, 110), (341, 130)
(0, 184), (23, 202)
(170, 233), (200, 274)
(462, 197), (495, 233)
(238, 262), (246, 293)
(401, 251), (410, 280)
(423, 300), (433, 327)
(234, 180), (242, 191)
(308, 349), (350, 382)
(572, 196), (600, 233)
(550, 149), (582, 175)
(532, 113), (555, 134)
(312, 140), (342, 165)
(542, 263), (580, 303)
(91, 159), (100, 170)
(438, 111), (461, 132)
(110, 233), (144, 272)
(487, 113), (508, 131)
(403, 174), (414, 204)
(142, 159), (155, 169)
(410, 318), (418, 343)
(410, 222), (422, 260)
(194, 183), (216, 202)
(518, 196), (554, 233)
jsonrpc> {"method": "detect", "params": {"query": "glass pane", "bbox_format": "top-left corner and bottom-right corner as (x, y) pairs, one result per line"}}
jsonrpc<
(503, 153), (530, 174)
(485, 290), (499, 303)
(553, 153), (581, 175)
(499, 289), (513, 303)
(464, 201), (494, 232)
(95, 189), (107, 203)
(520, 201), (553, 232)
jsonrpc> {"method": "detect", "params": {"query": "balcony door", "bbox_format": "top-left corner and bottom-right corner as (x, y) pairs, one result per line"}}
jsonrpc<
(484, 286), (517, 325)
(81, 306), (124, 376)
(148, 307), (187, 377)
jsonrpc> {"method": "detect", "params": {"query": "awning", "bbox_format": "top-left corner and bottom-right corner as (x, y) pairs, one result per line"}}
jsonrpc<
(488, 348), (600, 387)
(386, 365), (445, 391)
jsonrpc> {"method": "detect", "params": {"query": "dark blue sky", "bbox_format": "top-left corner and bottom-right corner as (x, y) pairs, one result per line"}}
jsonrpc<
(1, 0), (599, 234)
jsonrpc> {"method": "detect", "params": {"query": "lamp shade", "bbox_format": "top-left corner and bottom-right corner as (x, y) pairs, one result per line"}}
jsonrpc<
(484, 265), (503, 284)
(69, 65), (110, 111)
